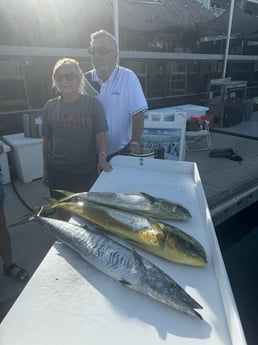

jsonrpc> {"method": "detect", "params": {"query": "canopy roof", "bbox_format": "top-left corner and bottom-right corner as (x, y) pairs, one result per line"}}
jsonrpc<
(198, 5), (258, 36)
(0, 0), (215, 48)
(117, 0), (215, 32)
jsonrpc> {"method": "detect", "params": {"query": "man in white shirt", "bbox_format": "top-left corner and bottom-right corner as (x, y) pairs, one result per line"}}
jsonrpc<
(84, 30), (148, 159)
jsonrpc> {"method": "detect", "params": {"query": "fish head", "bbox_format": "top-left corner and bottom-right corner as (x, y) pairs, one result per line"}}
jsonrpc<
(159, 201), (192, 221)
(161, 225), (207, 266)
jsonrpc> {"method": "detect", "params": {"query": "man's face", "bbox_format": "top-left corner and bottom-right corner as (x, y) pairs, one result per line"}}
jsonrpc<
(90, 37), (117, 81)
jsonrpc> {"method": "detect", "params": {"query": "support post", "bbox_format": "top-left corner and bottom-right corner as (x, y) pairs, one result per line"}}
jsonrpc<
(113, 0), (119, 60)
(222, 0), (235, 78)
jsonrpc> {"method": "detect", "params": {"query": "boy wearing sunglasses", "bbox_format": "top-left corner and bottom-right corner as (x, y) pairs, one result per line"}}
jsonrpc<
(84, 30), (148, 160)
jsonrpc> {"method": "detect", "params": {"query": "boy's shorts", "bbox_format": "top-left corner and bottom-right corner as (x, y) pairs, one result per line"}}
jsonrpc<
(47, 162), (98, 200)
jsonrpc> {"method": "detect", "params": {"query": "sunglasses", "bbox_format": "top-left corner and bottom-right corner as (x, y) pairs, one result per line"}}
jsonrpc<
(55, 72), (77, 82)
(88, 46), (114, 56)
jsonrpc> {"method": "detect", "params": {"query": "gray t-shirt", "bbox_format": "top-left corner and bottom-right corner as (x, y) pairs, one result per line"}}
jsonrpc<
(43, 94), (108, 174)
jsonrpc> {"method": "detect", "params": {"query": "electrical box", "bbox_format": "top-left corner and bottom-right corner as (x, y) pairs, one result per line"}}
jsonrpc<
(207, 78), (247, 127)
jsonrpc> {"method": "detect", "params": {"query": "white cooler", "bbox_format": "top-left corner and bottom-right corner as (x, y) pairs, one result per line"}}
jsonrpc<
(0, 140), (11, 184)
(3, 133), (43, 183)
(175, 104), (209, 119)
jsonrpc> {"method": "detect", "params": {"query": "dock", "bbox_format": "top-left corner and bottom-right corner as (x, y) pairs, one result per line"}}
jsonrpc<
(186, 128), (258, 226)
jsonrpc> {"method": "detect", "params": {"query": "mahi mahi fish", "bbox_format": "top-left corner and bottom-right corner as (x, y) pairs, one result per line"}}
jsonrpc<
(52, 190), (191, 221)
(31, 214), (203, 319)
(47, 200), (207, 266)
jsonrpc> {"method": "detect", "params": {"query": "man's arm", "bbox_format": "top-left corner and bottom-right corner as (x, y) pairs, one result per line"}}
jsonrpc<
(130, 111), (144, 153)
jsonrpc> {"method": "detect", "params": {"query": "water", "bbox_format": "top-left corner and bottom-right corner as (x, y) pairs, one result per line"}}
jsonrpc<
(215, 202), (258, 345)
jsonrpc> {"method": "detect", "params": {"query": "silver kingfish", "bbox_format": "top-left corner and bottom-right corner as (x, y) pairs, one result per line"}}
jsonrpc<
(31, 215), (203, 319)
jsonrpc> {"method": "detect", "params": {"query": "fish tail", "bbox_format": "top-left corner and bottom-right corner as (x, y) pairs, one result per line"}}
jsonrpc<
(9, 210), (38, 227)
(38, 196), (63, 212)
(9, 203), (56, 227)
(192, 309), (203, 320)
(43, 196), (57, 204)
(51, 189), (77, 202)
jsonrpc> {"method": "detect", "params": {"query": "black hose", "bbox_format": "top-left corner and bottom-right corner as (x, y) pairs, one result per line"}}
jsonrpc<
(10, 175), (55, 217)
(10, 175), (35, 212)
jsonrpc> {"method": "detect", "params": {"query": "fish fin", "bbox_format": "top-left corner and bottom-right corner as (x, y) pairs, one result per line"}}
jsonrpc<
(132, 249), (145, 268)
(157, 222), (166, 231)
(43, 196), (57, 204)
(51, 190), (80, 202)
(119, 280), (132, 287)
(186, 295), (203, 310)
(38, 198), (63, 213)
(140, 192), (156, 204)
(40, 197), (61, 213)
(83, 219), (105, 233)
(52, 189), (73, 197)
(193, 310), (203, 320)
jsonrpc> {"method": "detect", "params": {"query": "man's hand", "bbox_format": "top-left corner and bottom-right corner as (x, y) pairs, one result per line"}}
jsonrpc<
(129, 141), (141, 154)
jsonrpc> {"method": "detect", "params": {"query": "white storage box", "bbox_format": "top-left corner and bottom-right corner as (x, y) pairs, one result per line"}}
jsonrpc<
(175, 104), (209, 119)
(143, 107), (186, 161)
(3, 133), (43, 183)
(0, 141), (11, 184)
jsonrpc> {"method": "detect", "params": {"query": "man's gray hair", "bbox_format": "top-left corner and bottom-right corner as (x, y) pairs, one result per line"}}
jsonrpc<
(90, 30), (118, 51)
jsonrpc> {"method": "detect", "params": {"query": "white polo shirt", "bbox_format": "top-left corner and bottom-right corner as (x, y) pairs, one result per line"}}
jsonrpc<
(84, 66), (148, 155)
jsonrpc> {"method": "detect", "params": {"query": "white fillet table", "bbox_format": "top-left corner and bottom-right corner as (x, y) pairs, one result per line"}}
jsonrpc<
(0, 156), (247, 345)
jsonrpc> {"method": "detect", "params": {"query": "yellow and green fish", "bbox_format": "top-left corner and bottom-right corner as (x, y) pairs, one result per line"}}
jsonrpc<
(52, 190), (192, 221)
(48, 200), (207, 267)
